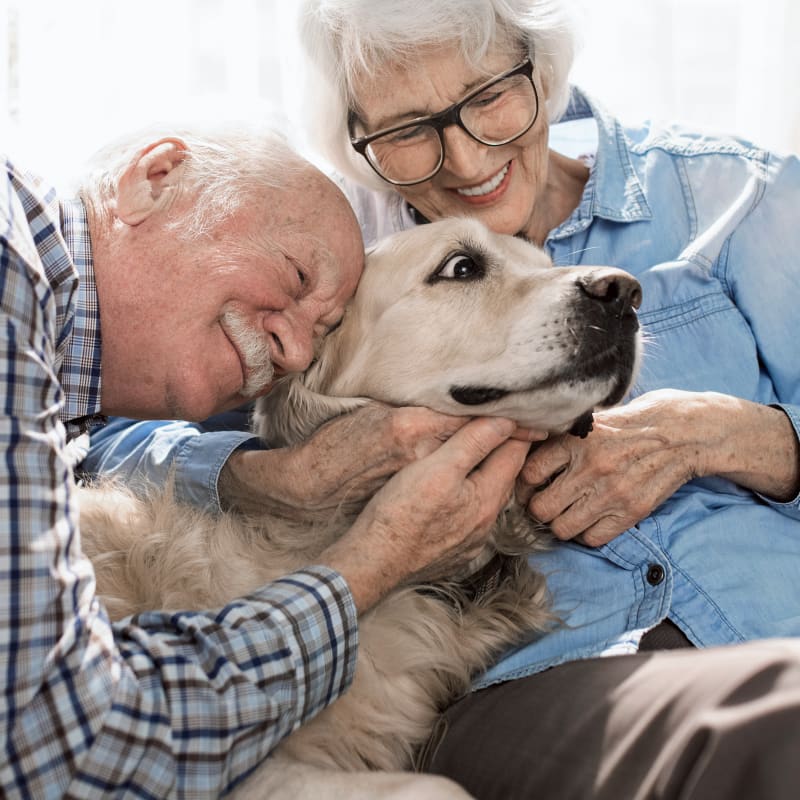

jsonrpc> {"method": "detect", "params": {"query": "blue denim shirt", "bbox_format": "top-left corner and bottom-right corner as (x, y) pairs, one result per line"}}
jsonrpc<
(82, 415), (259, 512)
(84, 88), (800, 685)
(481, 89), (800, 685)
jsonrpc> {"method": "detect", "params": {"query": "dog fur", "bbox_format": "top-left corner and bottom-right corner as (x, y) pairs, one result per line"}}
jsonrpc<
(78, 218), (641, 799)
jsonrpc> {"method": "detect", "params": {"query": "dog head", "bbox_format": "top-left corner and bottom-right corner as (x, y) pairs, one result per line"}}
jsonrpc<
(256, 218), (641, 446)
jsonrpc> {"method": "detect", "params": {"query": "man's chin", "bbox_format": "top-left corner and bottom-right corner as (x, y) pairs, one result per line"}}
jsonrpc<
(238, 378), (277, 401)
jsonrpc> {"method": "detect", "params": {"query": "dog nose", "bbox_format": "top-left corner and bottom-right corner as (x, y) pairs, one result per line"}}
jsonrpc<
(577, 268), (642, 315)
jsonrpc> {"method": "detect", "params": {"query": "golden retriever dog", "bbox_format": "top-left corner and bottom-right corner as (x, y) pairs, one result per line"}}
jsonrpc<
(79, 218), (642, 800)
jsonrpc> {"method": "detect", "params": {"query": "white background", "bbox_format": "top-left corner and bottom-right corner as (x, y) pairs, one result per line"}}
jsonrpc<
(2, 0), (798, 191)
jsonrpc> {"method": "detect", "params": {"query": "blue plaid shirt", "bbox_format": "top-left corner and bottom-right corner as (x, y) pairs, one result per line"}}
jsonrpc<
(0, 158), (359, 798)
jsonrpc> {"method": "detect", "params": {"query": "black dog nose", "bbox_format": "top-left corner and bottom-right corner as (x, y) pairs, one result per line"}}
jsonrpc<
(577, 268), (642, 315)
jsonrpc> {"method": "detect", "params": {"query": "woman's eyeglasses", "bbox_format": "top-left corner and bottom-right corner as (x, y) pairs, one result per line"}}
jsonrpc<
(349, 57), (539, 186)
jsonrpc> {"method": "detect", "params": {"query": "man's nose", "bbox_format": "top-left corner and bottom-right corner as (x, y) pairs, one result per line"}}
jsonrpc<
(262, 308), (316, 373)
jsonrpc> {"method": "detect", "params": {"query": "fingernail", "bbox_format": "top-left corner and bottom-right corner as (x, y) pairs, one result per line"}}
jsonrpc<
(491, 417), (516, 436)
(516, 427), (549, 442)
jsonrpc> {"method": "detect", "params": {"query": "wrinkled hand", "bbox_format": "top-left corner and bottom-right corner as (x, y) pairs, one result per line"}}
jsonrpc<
(517, 390), (711, 547)
(219, 403), (472, 519)
(323, 417), (531, 612)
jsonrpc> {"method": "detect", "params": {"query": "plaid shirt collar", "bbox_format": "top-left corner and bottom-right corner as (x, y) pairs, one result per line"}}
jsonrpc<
(58, 198), (105, 434)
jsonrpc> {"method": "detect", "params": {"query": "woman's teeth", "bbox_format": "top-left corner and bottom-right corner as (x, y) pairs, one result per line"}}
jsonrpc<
(456, 163), (509, 197)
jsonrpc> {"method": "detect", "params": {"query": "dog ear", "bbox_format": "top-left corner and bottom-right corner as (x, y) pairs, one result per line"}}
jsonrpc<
(253, 376), (369, 447)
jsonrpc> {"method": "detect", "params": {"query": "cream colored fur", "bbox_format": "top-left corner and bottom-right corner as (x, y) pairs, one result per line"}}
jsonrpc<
(78, 218), (641, 799)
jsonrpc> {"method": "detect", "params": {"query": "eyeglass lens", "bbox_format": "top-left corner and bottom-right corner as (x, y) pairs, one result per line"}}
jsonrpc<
(365, 71), (537, 184)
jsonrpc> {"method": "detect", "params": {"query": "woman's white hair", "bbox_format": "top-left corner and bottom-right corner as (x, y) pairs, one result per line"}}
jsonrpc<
(299, 0), (578, 191)
(78, 125), (308, 239)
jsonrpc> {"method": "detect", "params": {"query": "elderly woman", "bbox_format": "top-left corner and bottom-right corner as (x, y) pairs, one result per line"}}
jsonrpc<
(294, 0), (800, 796)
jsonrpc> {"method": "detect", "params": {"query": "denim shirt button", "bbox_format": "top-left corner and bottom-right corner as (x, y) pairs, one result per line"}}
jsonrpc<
(646, 564), (666, 586)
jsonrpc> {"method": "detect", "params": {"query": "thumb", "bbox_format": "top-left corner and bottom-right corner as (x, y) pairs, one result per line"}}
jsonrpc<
(471, 437), (531, 507)
(433, 417), (517, 476)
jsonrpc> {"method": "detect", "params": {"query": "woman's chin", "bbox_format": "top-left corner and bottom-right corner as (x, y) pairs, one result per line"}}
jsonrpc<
(409, 193), (529, 236)
(461, 204), (528, 237)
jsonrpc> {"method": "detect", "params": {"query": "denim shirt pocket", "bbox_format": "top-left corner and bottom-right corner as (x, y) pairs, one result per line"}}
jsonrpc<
(634, 262), (760, 399)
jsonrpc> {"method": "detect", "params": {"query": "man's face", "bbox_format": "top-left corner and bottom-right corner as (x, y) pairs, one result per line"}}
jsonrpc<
(100, 172), (364, 420)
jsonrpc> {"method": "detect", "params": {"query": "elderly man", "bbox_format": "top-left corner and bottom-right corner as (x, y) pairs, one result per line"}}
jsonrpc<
(0, 129), (528, 798)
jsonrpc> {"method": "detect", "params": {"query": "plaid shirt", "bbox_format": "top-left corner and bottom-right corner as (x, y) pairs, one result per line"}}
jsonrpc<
(0, 158), (359, 798)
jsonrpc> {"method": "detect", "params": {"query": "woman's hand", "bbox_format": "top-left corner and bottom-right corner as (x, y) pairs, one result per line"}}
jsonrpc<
(517, 389), (800, 547)
(219, 403), (548, 521)
(219, 404), (471, 519)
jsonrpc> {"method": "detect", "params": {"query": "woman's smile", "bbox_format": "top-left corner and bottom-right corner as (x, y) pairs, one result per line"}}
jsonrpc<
(450, 161), (513, 205)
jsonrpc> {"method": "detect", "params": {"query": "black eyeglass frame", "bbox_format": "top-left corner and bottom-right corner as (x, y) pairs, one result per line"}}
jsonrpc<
(348, 57), (538, 186)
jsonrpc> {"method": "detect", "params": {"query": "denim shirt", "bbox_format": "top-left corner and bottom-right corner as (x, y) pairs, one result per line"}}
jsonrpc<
(480, 89), (800, 685)
(83, 87), (800, 686)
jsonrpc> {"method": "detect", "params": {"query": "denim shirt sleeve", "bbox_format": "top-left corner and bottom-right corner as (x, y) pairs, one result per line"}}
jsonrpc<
(81, 417), (260, 513)
(721, 153), (800, 516)
(766, 403), (800, 514)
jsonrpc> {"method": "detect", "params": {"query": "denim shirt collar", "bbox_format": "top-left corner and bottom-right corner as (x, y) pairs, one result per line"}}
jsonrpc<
(548, 86), (652, 242)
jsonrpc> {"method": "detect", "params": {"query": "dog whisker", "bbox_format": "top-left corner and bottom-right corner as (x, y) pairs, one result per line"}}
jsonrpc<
(553, 245), (603, 265)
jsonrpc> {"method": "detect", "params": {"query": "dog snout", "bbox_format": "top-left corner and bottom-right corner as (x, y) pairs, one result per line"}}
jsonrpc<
(577, 269), (642, 316)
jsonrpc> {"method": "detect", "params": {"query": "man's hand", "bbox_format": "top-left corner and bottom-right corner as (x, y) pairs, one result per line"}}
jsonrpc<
(218, 404), (472, 519)
(321, 417), (531, 612)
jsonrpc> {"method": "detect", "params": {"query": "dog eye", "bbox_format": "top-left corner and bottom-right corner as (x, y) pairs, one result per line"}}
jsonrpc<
(434, 253), (484, 281)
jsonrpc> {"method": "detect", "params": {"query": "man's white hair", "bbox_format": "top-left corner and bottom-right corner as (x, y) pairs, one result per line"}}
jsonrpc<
(78, 126), (308, 239)
(299, 0), (578, 191)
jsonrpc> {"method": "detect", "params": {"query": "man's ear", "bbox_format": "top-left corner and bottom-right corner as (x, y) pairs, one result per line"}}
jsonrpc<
(115, 138), (189, 226)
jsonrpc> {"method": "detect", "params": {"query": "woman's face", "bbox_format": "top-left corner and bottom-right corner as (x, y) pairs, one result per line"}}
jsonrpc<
(353, 43), (552, 239)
